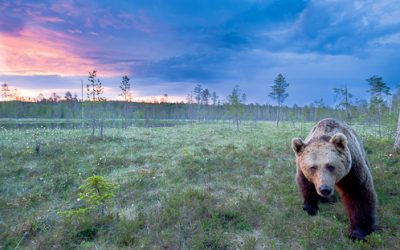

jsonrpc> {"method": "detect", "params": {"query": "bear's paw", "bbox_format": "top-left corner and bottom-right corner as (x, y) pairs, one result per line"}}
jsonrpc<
(302, 203), (318, 216)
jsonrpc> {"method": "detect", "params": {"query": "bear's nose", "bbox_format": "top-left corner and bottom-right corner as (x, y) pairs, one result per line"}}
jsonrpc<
(319, 185), (333, 197)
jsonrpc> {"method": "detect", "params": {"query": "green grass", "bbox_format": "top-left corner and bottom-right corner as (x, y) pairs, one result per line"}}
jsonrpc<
(0, 122), (399, 249)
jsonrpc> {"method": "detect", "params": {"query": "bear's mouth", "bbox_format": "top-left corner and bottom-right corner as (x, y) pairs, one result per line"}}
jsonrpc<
(317, 184), (334, 197)
(318, 192), (334, 198)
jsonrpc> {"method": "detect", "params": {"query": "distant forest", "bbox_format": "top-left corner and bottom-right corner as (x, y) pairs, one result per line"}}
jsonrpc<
(0, 93), (398, 123)
(1, 73), (399, 134)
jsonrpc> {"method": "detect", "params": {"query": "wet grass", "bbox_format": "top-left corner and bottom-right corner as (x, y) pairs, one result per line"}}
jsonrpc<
(0, 122), (398, 249)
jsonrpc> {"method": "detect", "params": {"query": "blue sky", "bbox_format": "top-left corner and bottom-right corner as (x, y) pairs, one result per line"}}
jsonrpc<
(0, 0), (399, 104)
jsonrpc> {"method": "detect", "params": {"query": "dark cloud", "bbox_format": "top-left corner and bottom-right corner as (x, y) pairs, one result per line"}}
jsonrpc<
(135, 52), (230, 82)
(225, 0), (308, 29)
(257, 1), (400, 56)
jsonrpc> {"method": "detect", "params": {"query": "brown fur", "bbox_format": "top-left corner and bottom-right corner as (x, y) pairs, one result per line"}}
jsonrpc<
(291, 118), (377, 240)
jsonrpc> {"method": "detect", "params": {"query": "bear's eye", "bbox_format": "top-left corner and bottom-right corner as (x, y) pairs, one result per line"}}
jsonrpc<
(327, 165), (335, 172)
(309, 166), (317, 173)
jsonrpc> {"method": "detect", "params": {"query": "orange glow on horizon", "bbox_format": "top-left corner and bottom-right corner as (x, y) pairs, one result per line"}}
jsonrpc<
(128, 95), (187, 103)
(0, 84), (187, 103)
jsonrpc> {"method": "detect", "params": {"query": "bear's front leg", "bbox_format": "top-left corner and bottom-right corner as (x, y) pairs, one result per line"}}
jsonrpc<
(337, 183), (377, 241)
(297, 170), (319, 216)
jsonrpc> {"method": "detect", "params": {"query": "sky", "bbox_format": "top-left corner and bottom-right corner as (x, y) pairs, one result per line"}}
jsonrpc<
(0, 0), (399, 105)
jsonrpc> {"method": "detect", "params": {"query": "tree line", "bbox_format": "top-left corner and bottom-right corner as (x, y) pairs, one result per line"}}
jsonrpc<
(1, 71), (399, 147)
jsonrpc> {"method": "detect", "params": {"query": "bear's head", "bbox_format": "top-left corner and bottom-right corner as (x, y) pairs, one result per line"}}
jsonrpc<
(291, 133), (352, 198)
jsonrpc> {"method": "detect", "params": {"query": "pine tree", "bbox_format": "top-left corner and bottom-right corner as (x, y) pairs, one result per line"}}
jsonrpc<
(119, 75), (131, 128)
(1, 83), (11, 101)
(119, 75), (131, 102)
(64, 91), (73, 101)
(87, 70), (104, 102)
(193, 84), (203, 120)
(333, 86), (353, 121)
(228, 85), (245, 131)
(87, 70), (105, 136)
(194, 84), (202, 104)
(366, 75), (391, 137)
(201, 89), (210, 105)
(269, 73), (289, 126)
(211, 91), (219, 105)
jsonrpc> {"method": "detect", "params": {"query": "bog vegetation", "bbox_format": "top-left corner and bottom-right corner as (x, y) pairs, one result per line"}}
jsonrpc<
(0, 121), (399, 249)
(1, 73), (399, 248)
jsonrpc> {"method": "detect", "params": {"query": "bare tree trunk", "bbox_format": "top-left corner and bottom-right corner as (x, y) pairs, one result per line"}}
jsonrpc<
(81, 80), (84, 129)
(394, 112), (400, 152)
(345, 86), (349, 121)
(91, 119), (95, 137)
(378, 104), (382, 138)
(35, 139), (41, 156)
(290, 115), (296, 128)
(99, 119), (104, 138)
(276, 106), (280, 127)
(124, 102), (128, 129)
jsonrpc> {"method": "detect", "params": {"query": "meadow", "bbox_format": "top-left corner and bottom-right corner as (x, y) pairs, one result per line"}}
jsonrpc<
(0, 121), (399, 249)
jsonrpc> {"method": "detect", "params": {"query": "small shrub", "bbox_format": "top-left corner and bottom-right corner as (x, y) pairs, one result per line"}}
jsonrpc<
(59, 175), (119, 218)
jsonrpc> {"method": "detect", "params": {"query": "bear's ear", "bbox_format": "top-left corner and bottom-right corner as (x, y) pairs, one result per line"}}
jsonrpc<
(291, 138), (305, 155)
(330, 133), (348, 150)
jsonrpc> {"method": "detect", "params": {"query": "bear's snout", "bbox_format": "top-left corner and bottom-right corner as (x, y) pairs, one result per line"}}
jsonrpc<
(318, 185), (333, 197)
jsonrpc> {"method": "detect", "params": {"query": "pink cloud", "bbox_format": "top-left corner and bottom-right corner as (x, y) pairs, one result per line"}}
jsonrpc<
(68, 29), (82, 34)
(0, 26), (122, 76)
(27, 10), (66, 23)
(98, 12), (153, 33)
(50, 1), (84, 17)
(49, 1), (154, 34)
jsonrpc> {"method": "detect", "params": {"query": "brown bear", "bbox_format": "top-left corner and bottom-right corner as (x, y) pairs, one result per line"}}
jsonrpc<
(291, 118), (377, 240)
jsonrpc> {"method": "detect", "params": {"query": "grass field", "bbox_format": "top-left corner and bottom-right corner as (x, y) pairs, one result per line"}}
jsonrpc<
(0, 122), (399, 249)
